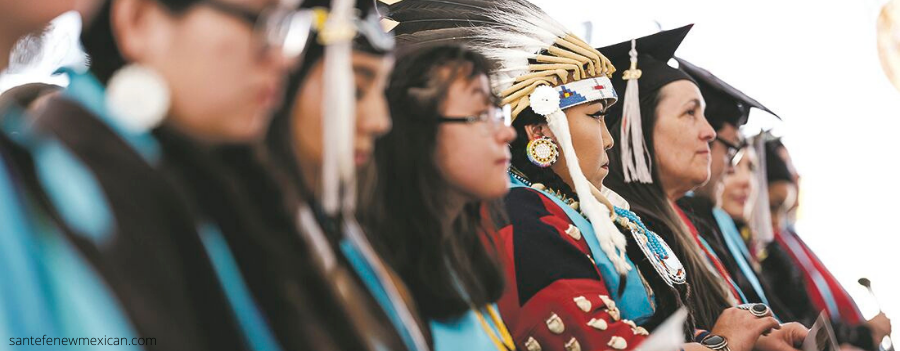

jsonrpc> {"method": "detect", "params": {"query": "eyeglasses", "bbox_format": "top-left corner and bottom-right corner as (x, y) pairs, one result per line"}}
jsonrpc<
(438, 105), (512, 129)
(200, 0), (315, 60)
(712, 136), (745, 163)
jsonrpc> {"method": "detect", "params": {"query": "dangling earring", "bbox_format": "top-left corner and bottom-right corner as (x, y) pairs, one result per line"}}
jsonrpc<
(105, 64), (171, 133)
(526, 136), (559, 168)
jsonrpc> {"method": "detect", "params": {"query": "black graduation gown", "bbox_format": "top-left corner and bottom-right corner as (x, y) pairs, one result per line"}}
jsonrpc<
(29, 96), (246, 351)
(675, 198), (767, 300)
(628, 207), (731, 331)
(759, 239), (876, 350)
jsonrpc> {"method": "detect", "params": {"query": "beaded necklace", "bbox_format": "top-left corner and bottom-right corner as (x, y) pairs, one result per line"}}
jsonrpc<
(508, 168), (581, 215)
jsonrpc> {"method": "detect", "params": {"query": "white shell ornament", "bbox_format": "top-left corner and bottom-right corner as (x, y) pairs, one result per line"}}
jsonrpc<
(565, 337), (582, 351)
(599, 295), (616, 310)
(525, 337), (542, 351)
(608, 308), (621, 321)
(587, 318), (608, 330)
(608, 336), (628, 350)
(634, 326), (650, 336)
(566, 225), (582, 240)
(106, 64), (171, 133)
(573, 296), (591, 312)
(529, 85), (561, 116)
(546, 313), (565, 334)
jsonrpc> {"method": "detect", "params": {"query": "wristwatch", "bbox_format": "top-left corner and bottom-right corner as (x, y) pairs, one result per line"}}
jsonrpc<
(700, 334), (731, 351)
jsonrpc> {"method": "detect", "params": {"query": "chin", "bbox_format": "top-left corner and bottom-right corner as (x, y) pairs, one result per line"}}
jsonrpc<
(480, 180), (511, 201)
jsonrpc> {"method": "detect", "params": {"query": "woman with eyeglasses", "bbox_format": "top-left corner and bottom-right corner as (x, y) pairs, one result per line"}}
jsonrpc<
(361, 45), (517, 351)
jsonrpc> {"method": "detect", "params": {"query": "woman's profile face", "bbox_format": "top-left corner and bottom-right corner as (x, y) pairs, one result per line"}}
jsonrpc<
(652, 80), (716, 199)
(436, 72), (516, 201)
(721, 147), (757, 221)
(292, 51), (393, 175)
(558, 101), (613, 187)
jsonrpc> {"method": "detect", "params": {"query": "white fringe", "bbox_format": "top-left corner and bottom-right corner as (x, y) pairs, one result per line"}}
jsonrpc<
(545, 109), (631, 275)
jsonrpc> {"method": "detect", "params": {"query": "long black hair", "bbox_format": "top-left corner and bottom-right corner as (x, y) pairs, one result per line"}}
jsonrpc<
(605, 87), (733, 330)
(362, 45), (506, 321)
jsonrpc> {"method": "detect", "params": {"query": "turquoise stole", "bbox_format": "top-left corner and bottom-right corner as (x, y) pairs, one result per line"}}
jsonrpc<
(430, 304), (506, 351)
(1, 105), (140, 349)
(711, 208), (770, 305)
(341, 238), (423, 351)
(509, 175), (655, 323)
(7, 69), (283, 351)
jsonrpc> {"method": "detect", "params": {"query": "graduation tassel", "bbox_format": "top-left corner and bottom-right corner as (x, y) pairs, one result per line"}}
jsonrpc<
(320, 0), (356, 215)
(620, 39), (653, 184)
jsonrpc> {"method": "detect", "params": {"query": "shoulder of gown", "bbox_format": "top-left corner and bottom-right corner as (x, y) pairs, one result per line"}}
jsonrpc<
(495, 187), (649, 351)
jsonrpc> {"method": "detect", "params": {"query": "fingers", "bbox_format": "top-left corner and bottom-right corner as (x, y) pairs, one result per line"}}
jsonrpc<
(755, 317), (781, 336)
(783, 322), (809, 348)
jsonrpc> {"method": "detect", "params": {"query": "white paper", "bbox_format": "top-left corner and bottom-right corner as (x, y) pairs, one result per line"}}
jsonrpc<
(802, 312), (839, 351)
(636, 307), (689, 351)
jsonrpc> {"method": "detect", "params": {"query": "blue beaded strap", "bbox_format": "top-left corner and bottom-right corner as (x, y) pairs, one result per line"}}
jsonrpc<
(613, 206), (686, 287)
(614, 207), (668, 260)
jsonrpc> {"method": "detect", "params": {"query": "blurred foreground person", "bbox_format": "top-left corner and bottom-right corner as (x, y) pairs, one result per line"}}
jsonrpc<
(263, 0), (431, 350)
(1, 0), (375, 348)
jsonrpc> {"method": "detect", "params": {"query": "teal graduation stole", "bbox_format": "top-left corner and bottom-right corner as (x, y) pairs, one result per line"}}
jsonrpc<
(1, 105), (141, 349)
(711, 208), (770, 305)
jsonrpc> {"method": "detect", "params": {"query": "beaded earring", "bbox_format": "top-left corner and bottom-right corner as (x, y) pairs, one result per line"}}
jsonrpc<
(526, 136), (559, 168)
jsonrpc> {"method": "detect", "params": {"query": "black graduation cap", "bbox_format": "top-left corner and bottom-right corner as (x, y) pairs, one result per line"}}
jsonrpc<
(765, 139), (794, 184)
(676, 58), (779, 131)
(599, 24), (696, 114)
(598, 25), (695, 183)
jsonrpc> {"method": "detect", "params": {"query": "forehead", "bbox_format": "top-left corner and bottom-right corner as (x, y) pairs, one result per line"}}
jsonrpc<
(658, 80), (704, 105)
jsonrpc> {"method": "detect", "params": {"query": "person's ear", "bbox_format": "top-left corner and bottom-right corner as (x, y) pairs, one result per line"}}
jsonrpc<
(111, 0), (173, 63)
(524, 123), (555, 141)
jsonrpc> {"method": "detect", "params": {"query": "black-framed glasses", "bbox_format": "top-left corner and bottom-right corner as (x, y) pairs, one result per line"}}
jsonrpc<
(438, 105), (512, 129)
(200, 0), (315, 60)
(712, 136), (745, 163)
